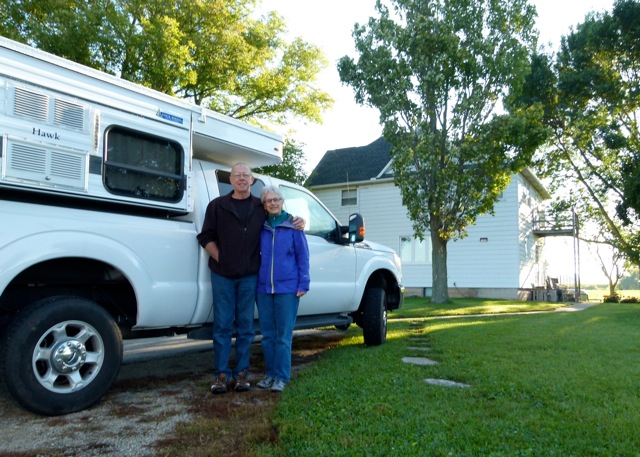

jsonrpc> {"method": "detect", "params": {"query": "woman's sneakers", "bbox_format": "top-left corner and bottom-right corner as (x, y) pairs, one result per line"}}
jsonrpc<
(270, 379), (286, 392)
(256, 376), (274, 389)
(257, 376), (286, 392)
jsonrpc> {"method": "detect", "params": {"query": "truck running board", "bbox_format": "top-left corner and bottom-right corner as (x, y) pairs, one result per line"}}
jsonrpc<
(187, 314), (354, 340)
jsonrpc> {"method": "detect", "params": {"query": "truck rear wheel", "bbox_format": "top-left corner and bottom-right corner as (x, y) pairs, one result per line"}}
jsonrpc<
(362, 287), (387, 346)
(0, 296), (123, 416)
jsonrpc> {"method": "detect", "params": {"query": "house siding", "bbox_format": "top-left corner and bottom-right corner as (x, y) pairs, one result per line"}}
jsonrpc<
(447, 181), (520, 289)
(517, 174), (547, 290)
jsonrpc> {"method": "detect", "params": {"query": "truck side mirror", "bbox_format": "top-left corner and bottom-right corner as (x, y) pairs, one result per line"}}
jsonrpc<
(348, 213), (365, 243)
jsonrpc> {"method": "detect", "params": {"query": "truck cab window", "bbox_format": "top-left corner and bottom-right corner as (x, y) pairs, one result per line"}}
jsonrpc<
(103, 126), (185, 202)
(280, 185), (339, 241)
(215, 170), (264, 197)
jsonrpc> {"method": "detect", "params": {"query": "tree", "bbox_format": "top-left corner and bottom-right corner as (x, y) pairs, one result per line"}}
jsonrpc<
(338, 0), (545, 303)
(528, 0), (640, 268)
(254, 138), (308, 185)
(618, 267), (639, 290)
(619, 151), (640, 223)
(588, 242), (624, 296)
(0, 0), (333, 126)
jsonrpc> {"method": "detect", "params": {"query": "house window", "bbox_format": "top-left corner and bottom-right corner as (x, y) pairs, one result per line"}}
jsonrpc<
(341, 189), (357, 206)
(399, 236), (430, 264)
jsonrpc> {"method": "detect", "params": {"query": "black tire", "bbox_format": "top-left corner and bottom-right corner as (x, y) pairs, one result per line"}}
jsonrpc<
(361, 288), (387, 346)
(0, 296), (123, 416)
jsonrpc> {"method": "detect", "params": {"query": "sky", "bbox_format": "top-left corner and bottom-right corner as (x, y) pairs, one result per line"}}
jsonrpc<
(257, 0), (617, 283)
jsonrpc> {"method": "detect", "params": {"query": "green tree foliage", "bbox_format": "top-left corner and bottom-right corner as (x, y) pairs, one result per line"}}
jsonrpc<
(254, 138), (308, 185)
(618, 268), (639, 290)
(338, 0), (545, 303)
(0, 0), (333, 126)
(528, 0), (640, 266)
(620, 157), (640, 222)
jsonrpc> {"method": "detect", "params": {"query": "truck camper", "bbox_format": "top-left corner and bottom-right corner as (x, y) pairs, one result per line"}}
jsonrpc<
(0, 36), (403, 415)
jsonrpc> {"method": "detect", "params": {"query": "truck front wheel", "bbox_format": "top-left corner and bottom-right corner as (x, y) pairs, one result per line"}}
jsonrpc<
(0, 296), (123, 416)
(362, 287), (387, 346)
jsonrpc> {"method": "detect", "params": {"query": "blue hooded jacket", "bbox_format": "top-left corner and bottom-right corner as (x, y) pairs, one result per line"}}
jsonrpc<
(257, 212), (310, 294)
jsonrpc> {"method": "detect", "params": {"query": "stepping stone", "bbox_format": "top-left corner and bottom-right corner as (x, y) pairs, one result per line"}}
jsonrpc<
(407, 346), (430, 351)
(424, 378), (470, 388)
(402, 357), (438, 366)
(408, 337), (429, 342)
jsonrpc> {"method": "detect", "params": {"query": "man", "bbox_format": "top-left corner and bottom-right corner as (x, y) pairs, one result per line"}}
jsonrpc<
(196, 163), (303, 393)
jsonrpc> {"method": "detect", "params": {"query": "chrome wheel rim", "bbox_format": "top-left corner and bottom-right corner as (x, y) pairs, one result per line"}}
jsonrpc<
(32, 320), (105, 394)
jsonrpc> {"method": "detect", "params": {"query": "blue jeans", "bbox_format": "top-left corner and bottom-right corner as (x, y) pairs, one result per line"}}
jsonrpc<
(256, 293), (300, 383)
(210, 272), (257, 379)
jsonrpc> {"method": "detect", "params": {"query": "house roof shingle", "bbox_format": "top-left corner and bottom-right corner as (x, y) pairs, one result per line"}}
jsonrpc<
(306, 137), (551, 200)
(305, 137), (391, 187)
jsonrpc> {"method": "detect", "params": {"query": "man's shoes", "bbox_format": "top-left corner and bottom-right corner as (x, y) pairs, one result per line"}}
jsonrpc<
(271, 379), (286, 393)
(256, 376), (275, 389)
(210, 372), (230, 394)
(234, 371), (250, 392)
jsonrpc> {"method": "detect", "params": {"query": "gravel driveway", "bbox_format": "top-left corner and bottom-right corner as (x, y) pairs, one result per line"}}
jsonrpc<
(0, 329), (345, 456)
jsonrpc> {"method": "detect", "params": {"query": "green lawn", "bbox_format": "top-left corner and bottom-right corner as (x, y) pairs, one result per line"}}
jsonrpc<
(582, 288), (640, 302)
(257, 298), (640, 456)
(388, 297), (566, 319)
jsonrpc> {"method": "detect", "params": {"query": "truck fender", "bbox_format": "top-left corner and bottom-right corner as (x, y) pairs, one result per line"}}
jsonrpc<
(354, 254), (401, 302)
(0, 231), (151, 305)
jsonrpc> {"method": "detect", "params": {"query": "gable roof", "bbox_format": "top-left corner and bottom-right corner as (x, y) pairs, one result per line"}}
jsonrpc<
(305, 137), (392, 187)
(306, 137), (551, 200)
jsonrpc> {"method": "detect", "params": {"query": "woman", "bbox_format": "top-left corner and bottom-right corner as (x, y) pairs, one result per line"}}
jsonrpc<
(256, 185), (310, 392)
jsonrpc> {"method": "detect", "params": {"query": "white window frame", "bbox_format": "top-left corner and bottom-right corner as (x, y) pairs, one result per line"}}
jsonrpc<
(399, 235), (431, 264)
(341, 188), (357, 206)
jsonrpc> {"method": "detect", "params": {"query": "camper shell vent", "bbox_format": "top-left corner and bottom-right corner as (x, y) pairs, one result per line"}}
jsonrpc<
(54, 98), (85, 131)
(14, 87), (49, 121)
(3, 136), (88, 191)
(13, 86), (87, 132)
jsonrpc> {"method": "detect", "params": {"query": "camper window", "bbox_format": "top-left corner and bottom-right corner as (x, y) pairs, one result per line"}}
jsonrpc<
(103, 126), (185, 203)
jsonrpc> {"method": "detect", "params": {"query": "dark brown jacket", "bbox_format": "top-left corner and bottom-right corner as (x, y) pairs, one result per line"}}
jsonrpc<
(196, 192), (266, 278)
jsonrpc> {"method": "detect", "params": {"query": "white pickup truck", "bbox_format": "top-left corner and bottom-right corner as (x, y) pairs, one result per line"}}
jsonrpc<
(0, 37), (403, 415)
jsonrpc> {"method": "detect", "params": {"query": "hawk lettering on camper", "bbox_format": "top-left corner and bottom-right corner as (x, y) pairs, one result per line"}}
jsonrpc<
(32, 127), (60, 140)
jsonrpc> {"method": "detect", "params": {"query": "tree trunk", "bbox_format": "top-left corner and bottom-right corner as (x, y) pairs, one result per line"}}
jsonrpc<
(430, 230), (449, 304)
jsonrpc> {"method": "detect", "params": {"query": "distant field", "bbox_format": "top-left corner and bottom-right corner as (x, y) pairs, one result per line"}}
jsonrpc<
(581, 287), (640, 302)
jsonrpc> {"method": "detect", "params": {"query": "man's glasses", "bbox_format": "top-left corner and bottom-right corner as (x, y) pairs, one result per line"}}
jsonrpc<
(231, 173), (251, 179)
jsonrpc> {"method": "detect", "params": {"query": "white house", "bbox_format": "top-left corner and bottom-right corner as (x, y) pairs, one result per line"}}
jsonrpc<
(306, 138), (554, 300)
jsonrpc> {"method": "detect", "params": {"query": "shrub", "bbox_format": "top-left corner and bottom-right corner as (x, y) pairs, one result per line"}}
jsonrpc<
(619, 296), (638, 303)
(603, 294), (621, 303)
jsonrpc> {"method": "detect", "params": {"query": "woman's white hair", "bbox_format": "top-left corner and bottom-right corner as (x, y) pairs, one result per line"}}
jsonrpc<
(260, 185), (284, 203)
